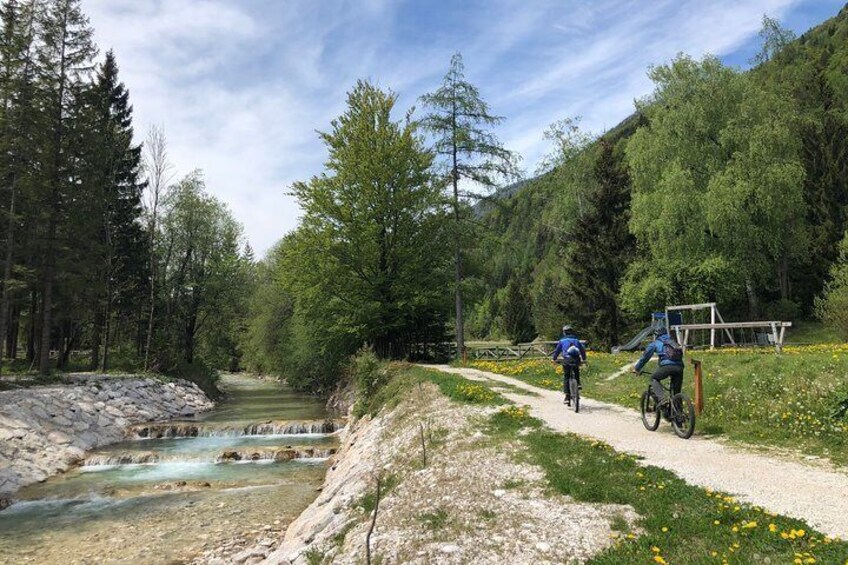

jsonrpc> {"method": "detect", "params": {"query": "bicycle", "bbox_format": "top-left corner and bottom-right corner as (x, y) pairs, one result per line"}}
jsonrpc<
(638, 370), (695, 439)
(554, 358), (581, 413)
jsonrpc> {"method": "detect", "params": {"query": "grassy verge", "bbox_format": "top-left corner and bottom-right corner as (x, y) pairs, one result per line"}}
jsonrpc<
(431, 367), (848, 564)
(353, 362), (505, 417)
(470, 345), (848, 465)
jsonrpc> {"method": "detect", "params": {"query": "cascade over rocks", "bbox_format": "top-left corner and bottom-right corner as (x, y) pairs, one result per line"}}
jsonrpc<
(129, 419), (346, 439)
(0, 375), (213, 500)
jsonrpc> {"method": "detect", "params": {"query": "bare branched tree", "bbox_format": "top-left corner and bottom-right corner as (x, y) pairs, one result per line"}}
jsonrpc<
(142, 124), (174, 371)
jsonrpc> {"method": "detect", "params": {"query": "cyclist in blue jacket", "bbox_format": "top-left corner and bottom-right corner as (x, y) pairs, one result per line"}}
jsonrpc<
(633, 327), (684, 412)
(552, 325), (586, 404)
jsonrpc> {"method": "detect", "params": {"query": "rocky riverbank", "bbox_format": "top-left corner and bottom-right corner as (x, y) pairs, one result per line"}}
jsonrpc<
(0, 375), (213, 507)
(200, 377), (637, 565)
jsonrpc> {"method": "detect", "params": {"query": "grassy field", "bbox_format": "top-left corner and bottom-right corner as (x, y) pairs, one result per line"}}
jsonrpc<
(395, 365), (848, 564)
(468, 344), (848, 466)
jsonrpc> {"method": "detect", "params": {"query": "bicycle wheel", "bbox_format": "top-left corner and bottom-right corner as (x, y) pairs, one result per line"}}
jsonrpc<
(671, 393), (696, 439)
(640, 390), (660, 431)
(569, 377), (580, 413)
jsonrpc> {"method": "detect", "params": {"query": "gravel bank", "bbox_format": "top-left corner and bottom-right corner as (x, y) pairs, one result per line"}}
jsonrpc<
(246, 381), (636, 565)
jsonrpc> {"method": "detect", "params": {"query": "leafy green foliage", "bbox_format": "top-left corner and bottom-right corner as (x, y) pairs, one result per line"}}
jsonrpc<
(502, 276), (534, 344)
(816, 231), (848, 339)
(243, 82), (451, 391)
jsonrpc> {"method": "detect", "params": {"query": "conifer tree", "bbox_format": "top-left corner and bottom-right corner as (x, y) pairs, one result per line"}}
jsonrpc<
(419, 53), (520, 356)
(565, 140), (633, 347)
(34, 0), (97, 374)
(0, 0), (36, 371)
(83, 50), (145, 370)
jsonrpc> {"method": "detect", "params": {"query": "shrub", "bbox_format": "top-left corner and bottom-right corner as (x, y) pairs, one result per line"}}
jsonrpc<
(765, 298), (801, 322)
(172, 360), (221, 400)
(815, 232), (848, 339)
(352, 348), (387, 402)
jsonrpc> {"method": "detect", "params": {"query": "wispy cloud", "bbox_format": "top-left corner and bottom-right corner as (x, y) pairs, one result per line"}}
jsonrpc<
(81, 0), (842, 255)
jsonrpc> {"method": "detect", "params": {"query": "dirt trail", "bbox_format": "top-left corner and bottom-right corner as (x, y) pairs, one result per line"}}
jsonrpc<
(426, 364), (848, 539)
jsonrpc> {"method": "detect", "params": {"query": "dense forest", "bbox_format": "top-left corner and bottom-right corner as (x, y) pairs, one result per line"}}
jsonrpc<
(0, 0), (252, 392)
(467, 8), (848, 348)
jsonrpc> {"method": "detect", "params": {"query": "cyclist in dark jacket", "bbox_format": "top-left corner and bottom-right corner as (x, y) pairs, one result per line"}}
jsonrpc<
(633, 327), (684, 410)
(552, 325), (586, 404)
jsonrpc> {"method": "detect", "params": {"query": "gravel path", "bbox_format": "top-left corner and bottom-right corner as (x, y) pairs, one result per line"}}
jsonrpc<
(426, 364), (848, 539)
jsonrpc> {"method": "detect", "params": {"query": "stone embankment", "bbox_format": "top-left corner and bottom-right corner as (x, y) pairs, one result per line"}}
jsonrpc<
(198, 381), (634, 565)
(0, 375), (213, 507)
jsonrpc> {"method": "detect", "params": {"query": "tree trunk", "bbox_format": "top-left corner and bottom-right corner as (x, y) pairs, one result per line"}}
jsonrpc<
(777, 255), (790, 301)
(26, 288), (36, 363)
(102, 283), (112, 371)
(745, 279), (760, 319)
(451, 102), (464, 358)
(7, 304), (19, 359)
(38, 237), (55, 375)
(0, 184), (16, 376)
(55, 321), (65, 370)
(89, 310), (102, 370)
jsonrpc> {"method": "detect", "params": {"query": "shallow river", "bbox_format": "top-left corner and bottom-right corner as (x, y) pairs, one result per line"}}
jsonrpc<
(0, 374), (338, 564)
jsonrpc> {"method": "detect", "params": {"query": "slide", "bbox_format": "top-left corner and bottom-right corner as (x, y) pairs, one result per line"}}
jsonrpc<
(612, 326), (654, 354)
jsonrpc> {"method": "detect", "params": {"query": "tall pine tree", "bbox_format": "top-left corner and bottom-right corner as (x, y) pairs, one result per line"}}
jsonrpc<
(0, 0), (37, 371)
(419, 53), (520, 356)
(34, 0), (97, 374)
(82, 50), (145, 371)
(564, 140), (633, 347)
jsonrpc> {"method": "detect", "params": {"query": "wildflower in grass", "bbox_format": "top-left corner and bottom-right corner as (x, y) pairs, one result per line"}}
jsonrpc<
(769, 523), (778, 532)
(661, 526), (669, 533)
(743, 521), (757, 529)
(651, 546), (660, 553)
(653, 556), (667, 564)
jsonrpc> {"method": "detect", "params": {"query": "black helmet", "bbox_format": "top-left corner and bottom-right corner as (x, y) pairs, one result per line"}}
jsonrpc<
(562, 325), (573, 335)
(653, 327), (668, 338)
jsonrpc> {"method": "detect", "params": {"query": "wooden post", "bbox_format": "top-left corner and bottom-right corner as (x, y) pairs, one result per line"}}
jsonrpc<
(692, 359), (704, 415)
(710, 304), (716, 350)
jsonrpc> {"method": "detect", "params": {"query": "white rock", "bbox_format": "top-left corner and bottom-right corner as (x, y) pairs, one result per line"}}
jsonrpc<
(493, 489), (506, 498)
(440, 545), (460, 554)
(535, 542), (551, 553)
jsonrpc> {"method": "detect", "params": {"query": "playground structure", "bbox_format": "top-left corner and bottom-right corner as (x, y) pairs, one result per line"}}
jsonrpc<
(613, 302), (792, 353)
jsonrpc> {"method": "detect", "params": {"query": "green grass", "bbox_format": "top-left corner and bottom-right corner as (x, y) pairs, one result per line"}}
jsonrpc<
(418, 367), (848, 564)
(417, 508), (449, 532)
(525, 428), (848, 564)
(470, 346), (848, 465)
(356, 472), (401, 515)
(353, 363), (505, 418)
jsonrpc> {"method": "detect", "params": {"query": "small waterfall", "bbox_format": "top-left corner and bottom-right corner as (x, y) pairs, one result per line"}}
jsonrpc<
(128, 419), (346, 440)
(216, 447), (337, 463)
(82, 447), (338, 468)
(83, 452), (162, 467)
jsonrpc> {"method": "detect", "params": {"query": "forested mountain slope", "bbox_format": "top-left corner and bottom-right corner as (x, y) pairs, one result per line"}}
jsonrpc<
(470, 5), (848, 347)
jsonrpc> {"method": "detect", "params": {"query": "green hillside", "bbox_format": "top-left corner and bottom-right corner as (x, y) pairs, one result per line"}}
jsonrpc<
(469, 5), (848, 348)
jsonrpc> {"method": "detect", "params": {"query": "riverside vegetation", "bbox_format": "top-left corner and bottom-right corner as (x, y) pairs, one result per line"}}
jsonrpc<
(336, 360), (848, 564)
(470, 343), (848, 466)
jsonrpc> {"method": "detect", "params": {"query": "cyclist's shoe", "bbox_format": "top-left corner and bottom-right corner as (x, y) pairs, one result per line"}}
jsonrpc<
(578, 384), (583, 390)
(564, 396), (571, 406)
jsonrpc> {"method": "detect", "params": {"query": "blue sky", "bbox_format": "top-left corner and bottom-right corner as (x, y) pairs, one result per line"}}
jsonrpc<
(83, 0), (846, 256)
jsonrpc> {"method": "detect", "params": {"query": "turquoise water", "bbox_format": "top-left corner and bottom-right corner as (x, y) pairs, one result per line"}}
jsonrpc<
(0, 374), (337, 564)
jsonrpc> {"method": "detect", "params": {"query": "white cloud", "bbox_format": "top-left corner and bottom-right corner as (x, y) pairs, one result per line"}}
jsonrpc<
(80, 0), (816, 256)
